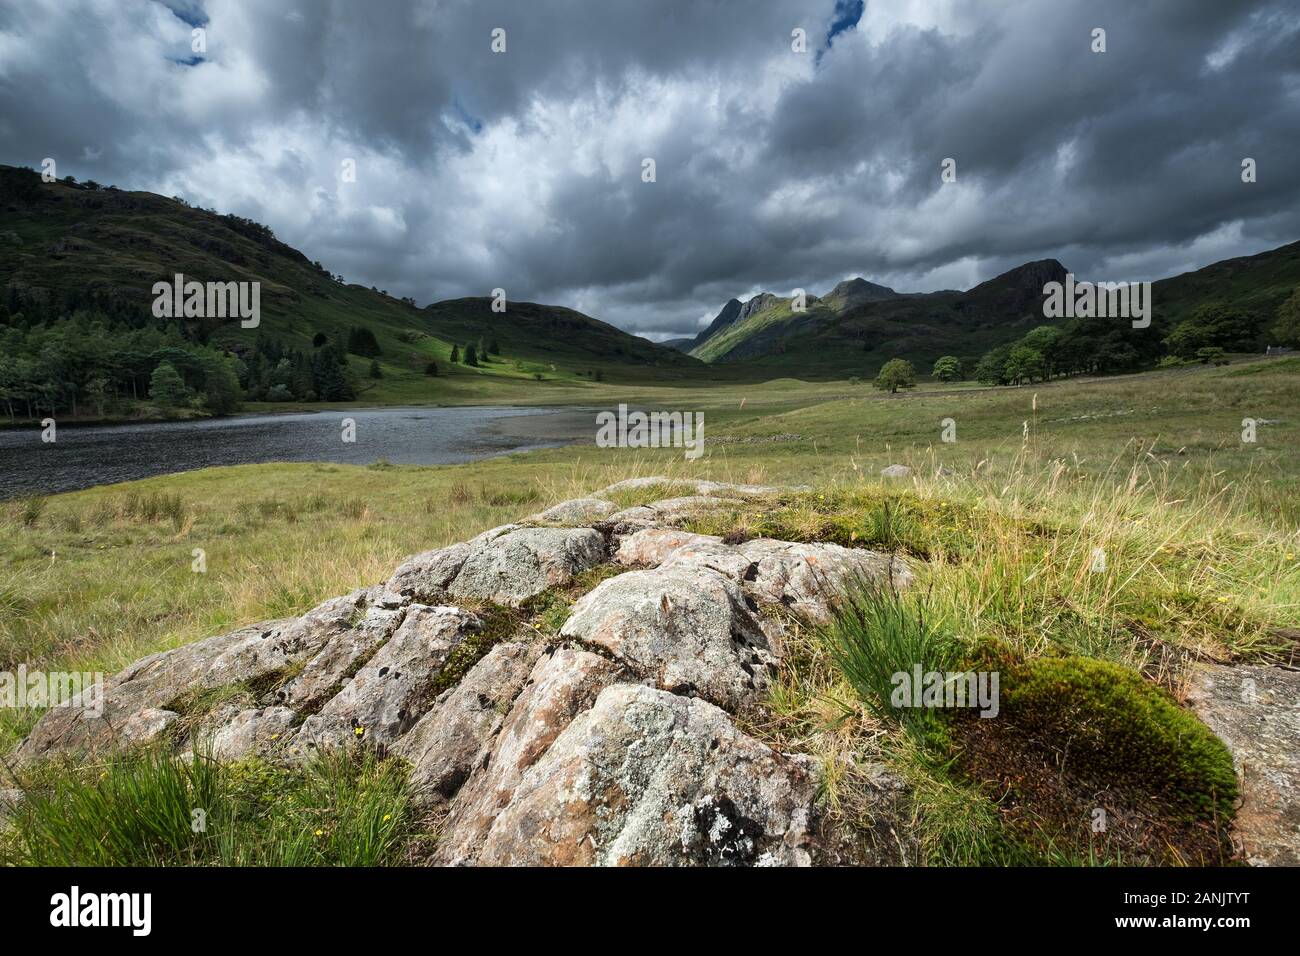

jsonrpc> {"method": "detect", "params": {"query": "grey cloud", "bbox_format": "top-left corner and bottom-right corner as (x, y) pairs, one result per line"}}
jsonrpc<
(0, 0), (1297, 339)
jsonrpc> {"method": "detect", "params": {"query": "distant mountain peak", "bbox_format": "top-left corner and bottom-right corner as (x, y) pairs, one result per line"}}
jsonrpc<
(737, 292), (777, 321)
(823, 277), (899, 308)
(971, 259), (1069, 294)
(691, 297), (744, 347)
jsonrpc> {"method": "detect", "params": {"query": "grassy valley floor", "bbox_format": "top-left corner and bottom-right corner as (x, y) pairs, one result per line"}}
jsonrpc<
(2, 358), (1297, 864)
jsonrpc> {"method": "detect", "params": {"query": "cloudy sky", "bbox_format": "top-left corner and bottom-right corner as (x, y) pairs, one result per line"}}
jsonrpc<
(2, 0), (1298, 339)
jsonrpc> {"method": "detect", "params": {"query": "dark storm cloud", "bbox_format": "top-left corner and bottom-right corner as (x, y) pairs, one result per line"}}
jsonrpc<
(1, 0), (1297, 338)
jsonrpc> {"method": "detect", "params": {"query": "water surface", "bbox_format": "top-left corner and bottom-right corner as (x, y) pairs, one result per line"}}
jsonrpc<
(0, 406), (592, 499)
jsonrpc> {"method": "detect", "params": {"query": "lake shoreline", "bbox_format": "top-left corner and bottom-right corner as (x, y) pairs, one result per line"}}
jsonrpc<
(0, 399), (595, 432)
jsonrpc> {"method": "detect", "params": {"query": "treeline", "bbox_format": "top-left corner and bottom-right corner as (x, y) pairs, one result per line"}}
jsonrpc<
(242, 332), (357, 403)
(449, 336), (501, 366)
(0, 311), (242, 419)
(0, 296), (375, 419)
(971, 295), (1299, 386)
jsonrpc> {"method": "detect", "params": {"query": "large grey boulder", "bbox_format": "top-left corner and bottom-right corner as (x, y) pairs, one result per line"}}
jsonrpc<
(435, 647), (623, 864)
(880, 464), (912, 478)
(464, 683), (820, 866)
(275, 591), (405, 712)
(526, 497), (618, 526)
(561, 563), (773, 712)
(447, 527), (607, 606)
(14, 615), (304, 764)
(394, 641), (544, 805)
(293, 605), (479, 752)
(1187, 663), (1300, 866)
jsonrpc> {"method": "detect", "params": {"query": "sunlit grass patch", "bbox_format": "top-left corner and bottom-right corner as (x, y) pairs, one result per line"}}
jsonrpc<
(685, 488), (987, 558)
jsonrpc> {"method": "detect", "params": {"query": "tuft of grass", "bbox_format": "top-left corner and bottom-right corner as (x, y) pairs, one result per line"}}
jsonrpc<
(1, 746), (413, 867)
(16, 496), (47, 527)
(820, 580), (956, 739)
(121, 491), (186, 528)
(339, 496), (369, 520)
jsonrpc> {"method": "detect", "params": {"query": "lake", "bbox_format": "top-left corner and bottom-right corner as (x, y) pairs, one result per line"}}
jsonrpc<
(0, 406), (597, 499)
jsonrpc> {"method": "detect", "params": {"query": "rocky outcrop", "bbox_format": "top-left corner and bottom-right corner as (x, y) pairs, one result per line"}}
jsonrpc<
(459, 684), (820, 866)
(562, 563), (773, 712)
(393, 641), (543, 804)
(448, 527), (607, 605)
(293, 605), (479, 751)
(381, 527), (606, 607)
(13, 477), (912, 867)
(1187, 663), (1300, 866)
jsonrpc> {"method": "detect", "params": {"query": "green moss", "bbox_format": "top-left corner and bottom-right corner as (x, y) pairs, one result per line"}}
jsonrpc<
(528, 591), (572, 636)
(519, 563), (632, 637)
(429, 603), (525, 696)
(1001, 655), (1238, 822)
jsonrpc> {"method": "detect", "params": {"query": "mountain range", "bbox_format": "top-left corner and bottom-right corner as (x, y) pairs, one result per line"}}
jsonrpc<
(3, 164), (1297, 394)
(674, 247), (1299, 373)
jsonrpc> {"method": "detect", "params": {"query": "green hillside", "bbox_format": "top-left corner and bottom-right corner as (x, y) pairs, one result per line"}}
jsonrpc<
(3, 162), (1296, 414)
(0, 165), (696, 417)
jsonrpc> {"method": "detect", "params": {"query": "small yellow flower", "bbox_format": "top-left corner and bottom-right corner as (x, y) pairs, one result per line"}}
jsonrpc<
(314, 829), (324, 837)
(383, 814), (392, 822)
(1216, 596), (1229, 603)
(1287, 554), (1296, 561)
(354, 726), (365, 737)
(270, 733), (279, 740)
